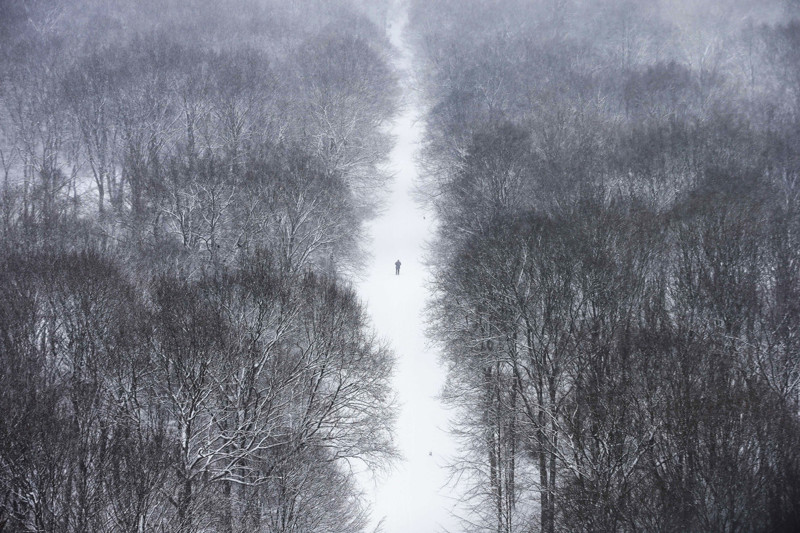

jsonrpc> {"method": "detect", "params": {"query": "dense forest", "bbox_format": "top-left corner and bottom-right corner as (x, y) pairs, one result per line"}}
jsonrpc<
(0, 0), (398, 531)
(408, 0), (800, 532)
(4, 0), (800, 531)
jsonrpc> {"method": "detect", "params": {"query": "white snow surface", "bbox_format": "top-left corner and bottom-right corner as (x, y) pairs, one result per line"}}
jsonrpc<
(356, 8), (463, 533)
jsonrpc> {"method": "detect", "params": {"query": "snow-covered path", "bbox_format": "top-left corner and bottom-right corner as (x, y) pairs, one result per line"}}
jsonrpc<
(356, 8), (462, 533)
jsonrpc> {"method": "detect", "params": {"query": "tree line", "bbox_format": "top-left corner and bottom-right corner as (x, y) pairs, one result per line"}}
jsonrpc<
(0, 0), (398, 531)
(408, 1), (800, 531)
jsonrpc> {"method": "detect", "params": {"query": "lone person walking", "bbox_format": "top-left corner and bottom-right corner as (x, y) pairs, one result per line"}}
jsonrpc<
(395, 259), (401, 275)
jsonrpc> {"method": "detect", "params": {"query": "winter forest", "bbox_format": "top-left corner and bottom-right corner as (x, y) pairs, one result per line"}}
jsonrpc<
(1, 0), (799, 531)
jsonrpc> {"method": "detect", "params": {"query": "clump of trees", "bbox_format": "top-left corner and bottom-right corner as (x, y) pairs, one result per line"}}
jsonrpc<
(409, 0), (800, 531)
(0, 0), (398, 531)
(0, 0), (398, 272)
(0, 252), (395, 532)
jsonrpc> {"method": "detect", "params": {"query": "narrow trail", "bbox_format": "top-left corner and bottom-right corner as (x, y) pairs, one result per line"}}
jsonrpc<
(355, 7), (462, 533)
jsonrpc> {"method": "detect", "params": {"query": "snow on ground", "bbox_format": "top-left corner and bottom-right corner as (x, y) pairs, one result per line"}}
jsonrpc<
(355, 7), (463, 533)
